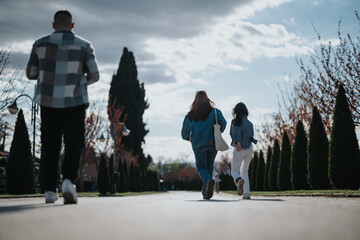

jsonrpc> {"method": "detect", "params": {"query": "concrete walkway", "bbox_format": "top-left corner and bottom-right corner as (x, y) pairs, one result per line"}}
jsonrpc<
(0, 191), (359, 240)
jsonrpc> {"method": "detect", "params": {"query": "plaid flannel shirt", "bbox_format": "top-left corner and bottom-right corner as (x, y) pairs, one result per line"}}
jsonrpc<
(26, 28), (99, 108)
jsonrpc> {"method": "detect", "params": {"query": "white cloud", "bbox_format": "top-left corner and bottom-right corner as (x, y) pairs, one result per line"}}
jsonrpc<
(8, 40), (34, 54)
(143, 11), (311, 85)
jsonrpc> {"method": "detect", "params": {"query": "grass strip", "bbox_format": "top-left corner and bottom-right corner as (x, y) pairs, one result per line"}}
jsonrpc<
(223, 189), (360, 198)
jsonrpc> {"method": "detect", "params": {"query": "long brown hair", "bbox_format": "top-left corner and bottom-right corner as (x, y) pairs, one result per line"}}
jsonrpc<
(187, 90), (214, 122)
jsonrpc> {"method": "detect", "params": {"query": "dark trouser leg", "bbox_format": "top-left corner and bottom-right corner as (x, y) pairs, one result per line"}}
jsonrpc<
(61, 105), (86, 183)
(41, 106), (62, 192)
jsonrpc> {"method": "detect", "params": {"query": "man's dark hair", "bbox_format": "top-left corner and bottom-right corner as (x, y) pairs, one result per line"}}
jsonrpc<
(54, 10), (72, 25)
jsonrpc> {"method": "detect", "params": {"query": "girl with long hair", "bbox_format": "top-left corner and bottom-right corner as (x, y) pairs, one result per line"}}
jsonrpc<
(181, 91), (227, 199)
(230, 102), (257, 199)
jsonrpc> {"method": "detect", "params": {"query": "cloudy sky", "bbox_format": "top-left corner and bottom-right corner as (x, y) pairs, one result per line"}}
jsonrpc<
(1, 0), (359, 162)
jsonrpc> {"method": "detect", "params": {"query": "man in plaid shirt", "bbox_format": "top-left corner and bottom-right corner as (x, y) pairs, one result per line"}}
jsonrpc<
(26, 10), (99, 204)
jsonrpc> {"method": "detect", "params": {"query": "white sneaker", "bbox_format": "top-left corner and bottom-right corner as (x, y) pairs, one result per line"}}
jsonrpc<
(45, 190), (59, 204)
(237, 178), (245, 196)
(243, 193), (251, 199)
(61, 179), (78, 204)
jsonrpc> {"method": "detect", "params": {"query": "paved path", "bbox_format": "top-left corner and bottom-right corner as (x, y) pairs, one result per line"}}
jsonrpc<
(0, 191), (359, 240)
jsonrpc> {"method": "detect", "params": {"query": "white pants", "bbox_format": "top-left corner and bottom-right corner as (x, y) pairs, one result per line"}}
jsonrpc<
(231, 146), (253, 195)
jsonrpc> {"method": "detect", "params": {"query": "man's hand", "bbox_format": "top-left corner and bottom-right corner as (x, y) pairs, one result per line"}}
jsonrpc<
(237, 142), (242, 151)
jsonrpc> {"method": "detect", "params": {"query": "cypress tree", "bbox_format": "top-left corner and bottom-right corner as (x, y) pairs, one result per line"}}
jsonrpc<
(108, 47), (149, 169)
(269, 139), (280, 191)
(264, 146), (272, 190)
(98, 154), (110, 194)
(117, 159), (127, 193)
(278, 131), (292, 190)
(108, 155), (114, 193)
(256, 150), (265, 191)
(250, 152), (258, 191)
(308, 107), (330, 189)
(329, 85), (360, 189)
(6, 110), (34, 194)
(291, 120), (309, 190)
(129, 161), (137, 192)
(137, 165), (143, 192)
(248, 160), (253, 188)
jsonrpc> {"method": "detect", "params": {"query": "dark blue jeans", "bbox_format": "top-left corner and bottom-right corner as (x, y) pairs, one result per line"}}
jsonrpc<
(193, 145), (217, 197)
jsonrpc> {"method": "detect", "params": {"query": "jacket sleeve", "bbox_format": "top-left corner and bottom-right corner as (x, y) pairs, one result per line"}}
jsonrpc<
(216, 109), (227, 133)
(84, 43), (99, 85)
(26, 43), (39, 80)
(231, 123), (242, 144)
(181, 116), (191, 141)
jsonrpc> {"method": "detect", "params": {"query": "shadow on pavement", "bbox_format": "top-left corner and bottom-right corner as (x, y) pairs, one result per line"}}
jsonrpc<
(248, 198), (284, 202)
(185, 198), (284, 202)
(0, 203), (64, 214)
(185, 199), (241, 202)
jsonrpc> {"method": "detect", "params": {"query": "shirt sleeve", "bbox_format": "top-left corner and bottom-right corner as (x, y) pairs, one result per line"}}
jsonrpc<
(181, 116), (191, 141)
(84, 43), (99, 85)
(26, 43), (39, 80)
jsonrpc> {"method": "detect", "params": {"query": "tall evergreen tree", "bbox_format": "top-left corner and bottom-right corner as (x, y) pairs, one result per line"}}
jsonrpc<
(250, 152), (258, 191)
(308, 106), (330, 189)
(108, 47), (149, 169)
(98, 154), (110, 194)
(264, 146), (272, 190)
(256, 150), (265, 191)
(6, 110), (34, 194)
(329, 85), (360, 189)
(269, 139), (280, 191)
(108, 154), (115, 193)
(123, 160), (129, 192)
(278, 131), (292, 190)
(129, 161), (137, 192)
(291, 120), (309, 190)
(117, 158), (127, 193)
(248, 159), (253, 188)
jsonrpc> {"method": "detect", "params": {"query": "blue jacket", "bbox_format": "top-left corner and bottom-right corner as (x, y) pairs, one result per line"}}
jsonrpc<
(230, 117), (255, 149)
(181, 108), (227, 150)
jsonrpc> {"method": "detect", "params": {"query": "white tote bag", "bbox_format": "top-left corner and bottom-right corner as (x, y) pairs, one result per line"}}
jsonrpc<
(214, 109), (229, 151)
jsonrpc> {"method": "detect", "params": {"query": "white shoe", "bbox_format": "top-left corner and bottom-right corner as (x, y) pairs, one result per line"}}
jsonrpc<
(243, 194), (251, 199)
(61, 179), (77, 204)
(45, 190), (59, 204)
(237, 178), (245, 196)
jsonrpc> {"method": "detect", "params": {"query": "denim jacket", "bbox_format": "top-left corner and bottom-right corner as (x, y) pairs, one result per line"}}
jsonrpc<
(181, 108), (227, 150)
(230, 117), (255, 149)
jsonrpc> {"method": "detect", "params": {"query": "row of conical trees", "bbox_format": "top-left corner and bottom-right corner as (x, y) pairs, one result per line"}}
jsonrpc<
(98, 154), (158, 194)
(249, 85), (360, 190)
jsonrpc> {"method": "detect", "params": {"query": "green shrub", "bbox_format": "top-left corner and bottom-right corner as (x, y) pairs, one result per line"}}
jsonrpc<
(256, 150), (265, 191)
(307, 106), (330, 189)
(98, 154), (110, 194)
(329, 85), (360, 189)
(291, 120), (309, 190)
(278, 132), (292, 190)
(269, 139), (280, 191)
(6, 110), (34, 194)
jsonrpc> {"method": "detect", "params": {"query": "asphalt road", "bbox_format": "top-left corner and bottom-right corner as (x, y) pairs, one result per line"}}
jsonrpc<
(0, 191), (359, 240)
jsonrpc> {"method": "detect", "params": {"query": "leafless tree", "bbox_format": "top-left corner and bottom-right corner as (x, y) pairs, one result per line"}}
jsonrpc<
(258, 12), (360, 150)
(0, 46), (26, 121)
